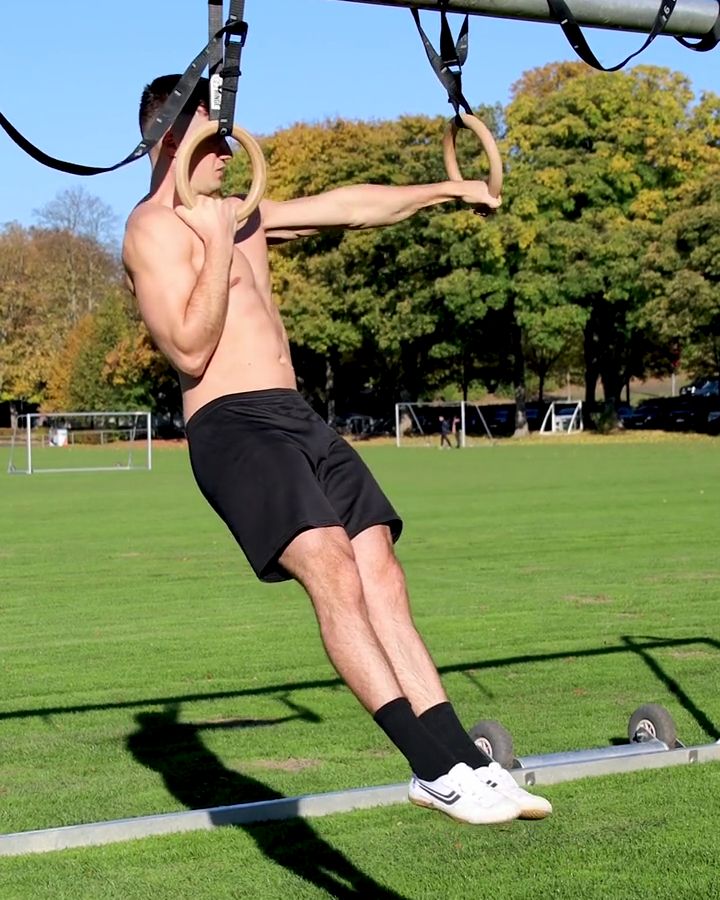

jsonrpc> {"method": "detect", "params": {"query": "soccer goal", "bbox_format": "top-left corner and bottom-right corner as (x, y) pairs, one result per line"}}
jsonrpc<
(7, 411), (153, 474)
(394, 401), (493, 447)
(539, 401), (583, 435)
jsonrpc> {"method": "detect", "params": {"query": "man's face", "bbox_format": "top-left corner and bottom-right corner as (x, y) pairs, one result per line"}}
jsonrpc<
(182, 109), (233, 197)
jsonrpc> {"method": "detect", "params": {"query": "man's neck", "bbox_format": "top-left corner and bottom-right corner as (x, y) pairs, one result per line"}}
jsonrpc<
(148, 155), (177, 207)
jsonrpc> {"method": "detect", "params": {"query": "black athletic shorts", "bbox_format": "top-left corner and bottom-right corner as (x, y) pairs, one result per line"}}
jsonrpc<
(185, 389), (403, 582)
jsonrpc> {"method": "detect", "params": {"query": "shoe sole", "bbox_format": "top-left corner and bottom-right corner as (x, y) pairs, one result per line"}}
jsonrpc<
(518, 808), (552, 820)
(409, 795), (519, 825)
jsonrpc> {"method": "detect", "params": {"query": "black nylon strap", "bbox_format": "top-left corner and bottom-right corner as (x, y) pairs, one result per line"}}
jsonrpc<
(411, 7), (472, 118)
(0, 4), (238, 176)
(545, 0), (678, 72)
(208, 0), (224, 77)
(208, 0), (224, 119)
(675, 0), (720, 50)
(217, 0), (247, 136)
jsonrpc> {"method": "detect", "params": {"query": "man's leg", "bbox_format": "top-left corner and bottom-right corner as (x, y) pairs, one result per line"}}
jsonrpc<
(278, 525), (521, 824)
(279, 525), (403, 713)
(351, 524), (552, 819)
(279, 526), (455, 778)
(351, 524), (490, 760)
(350, 525), (447, 714)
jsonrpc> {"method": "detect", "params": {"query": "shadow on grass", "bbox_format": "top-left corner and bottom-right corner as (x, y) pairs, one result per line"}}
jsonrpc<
(4, 636), (718, 742)
(621, 636), (720, 740)
(126, 705), (408, 900)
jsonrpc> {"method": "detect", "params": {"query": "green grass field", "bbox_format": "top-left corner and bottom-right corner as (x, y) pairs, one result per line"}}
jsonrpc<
(1, 436), (719, 899)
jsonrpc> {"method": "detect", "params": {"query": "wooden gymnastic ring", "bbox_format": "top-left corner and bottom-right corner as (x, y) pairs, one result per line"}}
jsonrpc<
(442, 113), (503, 214)
(175, 122), (267, 225)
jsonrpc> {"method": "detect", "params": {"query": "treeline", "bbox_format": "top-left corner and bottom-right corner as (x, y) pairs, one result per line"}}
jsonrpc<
(1, 62), (718, 432)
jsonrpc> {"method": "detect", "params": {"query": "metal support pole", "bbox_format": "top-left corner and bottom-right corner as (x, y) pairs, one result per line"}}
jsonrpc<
(334, 0), (719, 38)
(146, 412), (153, 472)
(25, 415), (33, 475)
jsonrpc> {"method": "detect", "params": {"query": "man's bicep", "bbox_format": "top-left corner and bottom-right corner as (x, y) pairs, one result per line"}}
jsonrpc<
(127, 225), (197, 349)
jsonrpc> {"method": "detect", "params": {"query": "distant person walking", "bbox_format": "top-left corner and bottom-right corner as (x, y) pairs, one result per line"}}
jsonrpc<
(439, 416), (452, 449)
(452, 415), (462, 449)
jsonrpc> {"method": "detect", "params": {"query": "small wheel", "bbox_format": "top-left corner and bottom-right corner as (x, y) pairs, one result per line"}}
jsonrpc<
(175, 121), (267, 225)
(468, 719), (514, 768)
(628, 704), (677, 746)
(442, 113), (503, 214)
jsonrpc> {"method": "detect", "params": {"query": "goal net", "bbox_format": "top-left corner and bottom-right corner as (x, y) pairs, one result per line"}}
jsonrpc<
(7, 411), (153, 474)
(394, 401), (493, 447)
(539, 401), (583, 435)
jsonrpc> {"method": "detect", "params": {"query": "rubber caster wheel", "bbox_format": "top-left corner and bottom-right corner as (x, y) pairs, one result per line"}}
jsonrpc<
(468, 719), (514, 768)
(629, 704), (677, 746)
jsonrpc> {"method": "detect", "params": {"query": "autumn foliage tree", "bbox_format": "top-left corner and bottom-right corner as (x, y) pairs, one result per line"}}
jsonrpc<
(503, 63), (716, 427)
(3, 64), (718, 428)
(44, 292), (161, 412)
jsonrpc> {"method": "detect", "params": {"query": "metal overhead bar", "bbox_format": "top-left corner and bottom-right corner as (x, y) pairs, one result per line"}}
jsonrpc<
(334, 0), (719, 39)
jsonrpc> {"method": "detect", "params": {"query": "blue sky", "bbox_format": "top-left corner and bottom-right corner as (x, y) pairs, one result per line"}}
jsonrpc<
(1, 0), (718, 235)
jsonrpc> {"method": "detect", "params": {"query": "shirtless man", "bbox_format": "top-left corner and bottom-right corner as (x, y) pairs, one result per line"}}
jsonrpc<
(123, 75), (551, 825)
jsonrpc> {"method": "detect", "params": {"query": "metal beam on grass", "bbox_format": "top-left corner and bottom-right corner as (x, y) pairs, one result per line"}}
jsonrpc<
(0, 783), (408, 857)
(1, 740), (718, 857)
(335, 0), (718, 38)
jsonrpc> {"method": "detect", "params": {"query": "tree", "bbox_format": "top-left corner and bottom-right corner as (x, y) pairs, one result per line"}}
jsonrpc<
(1, 189), (131, 410)
(33, 186), (119, 247)
(643, 171), (720, 377)
(0, 224), (68, 403)
(503, 63), (713, 425)
(225, 110), (507, 412)
(44, 292), (156, 412)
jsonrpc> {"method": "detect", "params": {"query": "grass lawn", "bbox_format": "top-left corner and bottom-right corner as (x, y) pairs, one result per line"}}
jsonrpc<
(0, 435), (718, 898)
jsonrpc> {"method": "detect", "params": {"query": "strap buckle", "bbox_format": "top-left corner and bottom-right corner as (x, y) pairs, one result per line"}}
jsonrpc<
(224, 18), (248, 46)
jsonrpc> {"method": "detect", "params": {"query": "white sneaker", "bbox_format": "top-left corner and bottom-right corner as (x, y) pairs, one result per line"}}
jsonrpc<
(476, 761), (553, 820)
(409, 762), (521, 825)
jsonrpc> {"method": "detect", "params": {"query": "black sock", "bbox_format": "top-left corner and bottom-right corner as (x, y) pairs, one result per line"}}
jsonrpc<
(373, 697), (457, 781)
(419, 701), (492, 767)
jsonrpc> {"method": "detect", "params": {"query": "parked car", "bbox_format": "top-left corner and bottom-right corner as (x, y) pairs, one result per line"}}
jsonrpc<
(706, 408), (720, 436)
(631, 400), (666, 430)
(617, 404), (647, 429)
(695, 378), (719, 397)
(663, 398), (705, 432)
(680, 376), (719, 397)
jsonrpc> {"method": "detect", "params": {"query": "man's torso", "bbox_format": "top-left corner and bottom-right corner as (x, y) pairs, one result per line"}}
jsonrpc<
(125, 199), (297, 420)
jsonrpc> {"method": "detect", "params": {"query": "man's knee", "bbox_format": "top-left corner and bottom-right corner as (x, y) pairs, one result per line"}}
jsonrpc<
(353, 526), (407, 593)
(280, 526), (359, 590)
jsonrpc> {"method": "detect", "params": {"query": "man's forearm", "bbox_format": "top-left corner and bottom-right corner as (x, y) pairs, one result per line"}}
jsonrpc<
(173, 243), (233, 377)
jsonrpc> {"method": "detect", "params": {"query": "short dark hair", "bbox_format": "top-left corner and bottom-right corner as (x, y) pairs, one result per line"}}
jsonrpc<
(138, 74), (210, 138)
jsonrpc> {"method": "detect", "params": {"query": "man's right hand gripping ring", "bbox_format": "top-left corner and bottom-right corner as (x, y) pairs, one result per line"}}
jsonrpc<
(175, 122), (267, 225)
(442, 113), (503, 217)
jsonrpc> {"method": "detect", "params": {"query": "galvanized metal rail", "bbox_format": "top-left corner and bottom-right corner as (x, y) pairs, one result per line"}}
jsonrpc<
(1, 739), (718, 857)
(335, 0), (719, 38)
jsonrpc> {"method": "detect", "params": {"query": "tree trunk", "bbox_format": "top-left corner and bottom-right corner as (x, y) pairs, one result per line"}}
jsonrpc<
(511, 313), (529, 437)
(600, 367), (623, 407)
(583, 314), (599, 407)
(538, 367), (546, 403)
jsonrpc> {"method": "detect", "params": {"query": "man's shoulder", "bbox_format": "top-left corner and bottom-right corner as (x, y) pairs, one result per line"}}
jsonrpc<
(126, 199), (179, 235)
(123, 201), (188, 263)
